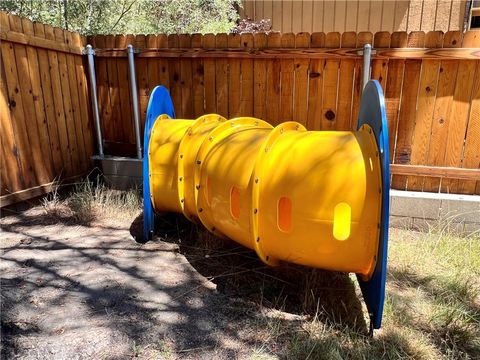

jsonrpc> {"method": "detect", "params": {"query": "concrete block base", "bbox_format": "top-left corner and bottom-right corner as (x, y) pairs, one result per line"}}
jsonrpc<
(92, 156), (142, 190)
(390, 190), (480, 236)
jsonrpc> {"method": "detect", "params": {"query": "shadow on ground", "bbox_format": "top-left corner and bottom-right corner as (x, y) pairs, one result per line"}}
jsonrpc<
(140, 213), (368, 330)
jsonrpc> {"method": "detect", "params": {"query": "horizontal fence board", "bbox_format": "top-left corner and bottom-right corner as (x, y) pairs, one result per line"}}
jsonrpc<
(0, 174), (86, 207)
(390, 165), (480, 180)
(93, 47), (480, 60)
(0, 28), (84, 54)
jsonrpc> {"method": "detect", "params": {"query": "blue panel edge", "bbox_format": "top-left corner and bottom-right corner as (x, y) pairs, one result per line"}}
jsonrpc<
(143, 85), (175, 241)
(356, 80), (390, 330)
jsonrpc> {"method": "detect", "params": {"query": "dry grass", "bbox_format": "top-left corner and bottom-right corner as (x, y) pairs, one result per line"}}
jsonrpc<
(270, 228), (479, 360)
(156, 212), (480, 359)
(41, 177), (142, 224)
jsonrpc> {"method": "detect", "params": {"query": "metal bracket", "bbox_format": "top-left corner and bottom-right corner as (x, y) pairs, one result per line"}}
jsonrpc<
(82, 46), (95, 56)
(356, 48), (377, 56)
(126, 46), (141, 54)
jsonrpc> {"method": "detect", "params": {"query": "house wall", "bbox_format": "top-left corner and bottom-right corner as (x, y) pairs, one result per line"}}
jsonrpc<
(240, 1), (469, 33)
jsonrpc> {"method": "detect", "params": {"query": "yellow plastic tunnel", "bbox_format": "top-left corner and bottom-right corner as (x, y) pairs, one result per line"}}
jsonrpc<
(148, 114), (382, 277)
(142, 82), (390, 330)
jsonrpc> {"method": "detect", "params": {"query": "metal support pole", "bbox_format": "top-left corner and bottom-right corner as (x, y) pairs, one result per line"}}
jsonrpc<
(362, 44), (372, 90)
(85, 45), (104, 157)
(127, 44), (143, 160)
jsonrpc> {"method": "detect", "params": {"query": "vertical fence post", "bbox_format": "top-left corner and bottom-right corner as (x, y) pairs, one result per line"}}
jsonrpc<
(362, 44), (372, 90)
(85, 44), (104, 157)
(127, 44), (143, 160)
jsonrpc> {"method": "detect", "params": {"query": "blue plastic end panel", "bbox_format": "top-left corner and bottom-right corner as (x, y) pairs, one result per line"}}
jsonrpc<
(143, 85), (175, 241)
(356, 80), (390, 330)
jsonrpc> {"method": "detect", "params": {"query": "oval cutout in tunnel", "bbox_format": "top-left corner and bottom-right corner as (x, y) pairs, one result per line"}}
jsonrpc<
(333, 202), (351, 241)
(230, 186), (240, 219)
(277, 197), (292, 232)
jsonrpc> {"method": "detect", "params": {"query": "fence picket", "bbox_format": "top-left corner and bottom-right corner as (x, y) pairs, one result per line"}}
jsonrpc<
(321, 32), (340, 130)
(423, 31), (459, 192)
(167, 34), (182, 118)
(407, 58), (440, 191)
(55, 27), (80, 177)
(336, 32), (356, 130)
(9, 15), (50, 184)
(265, 33), (281, 125)
(0, 30), (25, 192)
(306, 32), (325, 130)
(191, 34), (205, 117)
(22, 19), (56, 179)
(74, 33), (94, 159)
(386, 31), (407, 163)
(442, 58), (477, 193)
(203, 34), (216, 114)
(105, 35), (123, 144)
(215, 34), (229, 118)
(371, 32), (390, 90)
(239, 33), (254, 116)
(459, 33), (480, 195)
(179, 34), (194, 119)
(253, 33), (267, 119)
(228, 33), (242, 118)
(280, 33), (295, 124)
(134, 35), (149, 128)
(293, 32), (310, 126)
(115, 35), (133, 144)
(64, 30), (87, 171)
(391, 32), (424, 190)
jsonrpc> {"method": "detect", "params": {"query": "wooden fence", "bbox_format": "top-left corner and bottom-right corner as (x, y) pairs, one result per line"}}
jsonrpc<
(0, 12), (94, 205)
(90, 30), (480, 195)
(1, 9), (479, 203)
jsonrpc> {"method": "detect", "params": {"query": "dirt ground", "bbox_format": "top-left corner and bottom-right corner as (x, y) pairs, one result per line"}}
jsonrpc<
(1, 201), (361, 359)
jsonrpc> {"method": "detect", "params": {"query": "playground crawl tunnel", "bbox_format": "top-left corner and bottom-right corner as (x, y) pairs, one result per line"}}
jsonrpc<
(143, 81), (390, 330)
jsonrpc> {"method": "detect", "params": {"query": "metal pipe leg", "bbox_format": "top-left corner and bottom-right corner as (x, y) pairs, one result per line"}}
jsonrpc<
(127, 44), (143, 160)
(362, 44), (372, 90)
(85, 45), (104, 157)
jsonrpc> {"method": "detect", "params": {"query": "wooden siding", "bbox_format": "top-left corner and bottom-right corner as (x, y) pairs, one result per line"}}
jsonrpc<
(240, 1), (469, 33)
(1, 12), (94, 205)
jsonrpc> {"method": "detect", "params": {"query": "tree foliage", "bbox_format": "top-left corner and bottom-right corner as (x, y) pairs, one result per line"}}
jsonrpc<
(0, 0), (241, 35)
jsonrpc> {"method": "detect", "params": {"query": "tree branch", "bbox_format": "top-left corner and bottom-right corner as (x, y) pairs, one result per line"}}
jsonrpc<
(110, 0), (136, 33)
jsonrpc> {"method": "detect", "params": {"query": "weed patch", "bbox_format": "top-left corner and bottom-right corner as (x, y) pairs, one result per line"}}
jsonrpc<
(41, 177), (142, 225)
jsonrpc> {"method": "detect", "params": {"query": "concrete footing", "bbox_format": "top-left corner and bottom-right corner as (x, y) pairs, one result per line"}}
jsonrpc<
(92, 156), (142, 189)
(390, 190), (480, 236)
